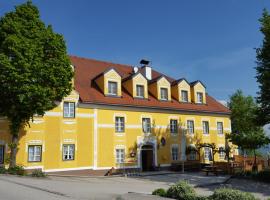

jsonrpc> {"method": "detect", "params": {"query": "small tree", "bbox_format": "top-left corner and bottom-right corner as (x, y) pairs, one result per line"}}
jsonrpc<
(228, 90), (270, 171)
(256, 9), (270, 125)
(0, 1), (73, 167)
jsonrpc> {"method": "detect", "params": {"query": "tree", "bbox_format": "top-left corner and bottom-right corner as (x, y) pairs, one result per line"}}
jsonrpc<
(228, 90), (270, 171)
(256, 9), (270, 125)
(0, 1), (73, 167)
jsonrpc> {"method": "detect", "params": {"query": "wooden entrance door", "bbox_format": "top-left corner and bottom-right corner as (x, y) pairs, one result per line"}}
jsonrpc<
(141, 145), (154, 171)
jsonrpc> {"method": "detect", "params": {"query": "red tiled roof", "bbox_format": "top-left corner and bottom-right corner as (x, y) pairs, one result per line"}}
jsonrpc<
(70, 55), (230, 115)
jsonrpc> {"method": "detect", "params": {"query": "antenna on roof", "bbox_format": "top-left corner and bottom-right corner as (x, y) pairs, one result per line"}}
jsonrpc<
(140, 59), (150, 66)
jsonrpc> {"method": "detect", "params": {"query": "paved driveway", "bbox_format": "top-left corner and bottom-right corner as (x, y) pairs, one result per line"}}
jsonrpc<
(0, 173), (268, 200)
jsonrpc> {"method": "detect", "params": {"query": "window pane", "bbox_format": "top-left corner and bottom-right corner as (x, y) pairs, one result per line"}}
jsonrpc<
(197, 92), (203, 103)
(136, 85), (144, 98)
(172, 146), (178, 161)
(64, 102), (75, 118)
(142, 118), (151, 133)
(181, 90), (188, 102)
(187, 120), (194, 134)
(63, 144), (75, 160)
(108, 81), (117, 95)
(160, 88), (168, 100)
(0, 146), (4, 164)
(203, 121), (209, 134)
(170, 119), (178, 134)
(115, 117), (125, 133)
(217, 122), (223, 134)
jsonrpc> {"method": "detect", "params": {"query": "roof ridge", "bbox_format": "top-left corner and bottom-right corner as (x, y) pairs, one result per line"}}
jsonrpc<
(69, 55), (133, 69)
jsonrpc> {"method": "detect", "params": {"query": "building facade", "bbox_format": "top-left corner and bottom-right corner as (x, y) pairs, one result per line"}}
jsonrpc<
(0, 56), (232, 172)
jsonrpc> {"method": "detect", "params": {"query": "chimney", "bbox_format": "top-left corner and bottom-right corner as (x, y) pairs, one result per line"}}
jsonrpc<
(140, 59), (152, 80)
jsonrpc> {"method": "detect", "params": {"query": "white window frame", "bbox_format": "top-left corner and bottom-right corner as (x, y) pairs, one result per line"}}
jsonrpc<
(0, 145), (4, 164)
(197, 92), (203, 104)
(188, 151), (196, 161)
(142, 118), (151, 133)
(136, 85), (144, 98)
(187, 120), (194, 134)
(204, 147), (212, 160)
(115, 148), (125, 164)
(217, 122), (224, 135)
(160, 87), (168, 100)
(170, 119), (178, 134)
(63, 144), (75, 161)
(171, 145), (179, 161)
(115, 117), (125, 133)
(108, 81), (118, 96)
(63, 102), (75, 118)
(219, 147), (225, 160)
(28, 145), (42, 162)
(181, 90), (188, 102)
(202, 121), (209, 135)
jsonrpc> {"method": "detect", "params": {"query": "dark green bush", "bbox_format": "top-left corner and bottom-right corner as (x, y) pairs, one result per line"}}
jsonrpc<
(195, 196), (209, 200)
(253, 170), (270, 183)
(209, 188), (257, 200)
(0, 166), (6, 174)
(31, 169), (46, 177)
(152, 188), (167, 197)
(8, 165), (26, 176)
(166, 181), (197, 200)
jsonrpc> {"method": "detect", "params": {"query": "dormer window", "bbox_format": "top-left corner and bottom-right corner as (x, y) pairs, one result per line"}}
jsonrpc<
(181, 90), (188, 102)
(197, 92), (203, 104)
(108, 81), (117, 96)
(136, 85), (144, 98)
(160, 88), (168, 100)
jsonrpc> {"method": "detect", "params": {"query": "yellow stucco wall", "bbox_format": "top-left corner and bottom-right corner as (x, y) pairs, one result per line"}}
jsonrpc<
(0, 89), (231, 171)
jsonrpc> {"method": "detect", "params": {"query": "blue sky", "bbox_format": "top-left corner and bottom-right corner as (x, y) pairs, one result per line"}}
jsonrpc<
(2, 1), (270, 101)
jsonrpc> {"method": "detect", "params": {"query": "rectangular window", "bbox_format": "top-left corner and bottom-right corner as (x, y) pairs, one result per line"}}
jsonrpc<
(187, 120), (194, 134)
(171, 145), (179, 161)
(108, 81), (117, 95)
(188, 151), (196, 161)
(63, 144), (75, 161)
(142, 118), (151, 133)
(217, 122), (223, 135)
(202, 121), (209, 135)
(219, 147), (225, 160)
(115, 148), (125, 163)
(63, 102), (75, 118)
(204, 147), (212, 160)
(170, 119), (178, 134)
(28, 145), (42, 162)
(0, 145), (4, 164)
(136, 85), (144, 98)
(181, 90), (188, 102)
(160, 88), (168, 100)
(115, 117), (125, 133)
(197, 92), (203, 104)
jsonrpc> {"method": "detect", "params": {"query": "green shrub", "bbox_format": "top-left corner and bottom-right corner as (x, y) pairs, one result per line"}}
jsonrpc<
(195, 196), (209, 200)
(166, 181), (197, 200)
(209, 188), (257, 200)
(152, 188), (167, 197)
(8, 165), (26, 176)
(31, 169), (46, 177)
(0, 166), (6, 174)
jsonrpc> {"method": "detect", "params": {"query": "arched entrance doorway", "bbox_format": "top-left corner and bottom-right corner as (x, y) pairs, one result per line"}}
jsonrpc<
(141, 145), (154, 171)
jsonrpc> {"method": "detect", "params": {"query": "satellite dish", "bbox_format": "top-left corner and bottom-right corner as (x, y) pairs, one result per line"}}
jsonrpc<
(133, 67), (139, 73)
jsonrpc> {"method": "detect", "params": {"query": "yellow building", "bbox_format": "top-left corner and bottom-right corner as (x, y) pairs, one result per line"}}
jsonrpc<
(0, 56), (233, 172)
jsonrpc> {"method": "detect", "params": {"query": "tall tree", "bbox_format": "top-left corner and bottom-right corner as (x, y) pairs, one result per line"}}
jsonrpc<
(0, 1), (73, 167)
(256, 9), (270, 125)
(228, 90), (270, 171)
